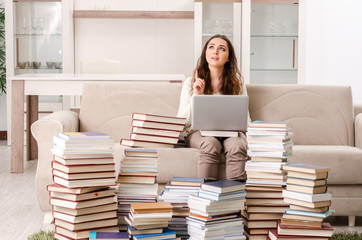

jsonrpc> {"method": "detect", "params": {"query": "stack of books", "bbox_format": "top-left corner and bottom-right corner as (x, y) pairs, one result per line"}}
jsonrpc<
(120, 113), (186, 148)
(126, 202), (176, 240)
(268, 164), (334, 239)
(48, 132), (119, 240)
(116, 148), (159, 231)
(187, 180), (247, 240)
(243, 121), (293, 240)
(158, 177), (204, 238)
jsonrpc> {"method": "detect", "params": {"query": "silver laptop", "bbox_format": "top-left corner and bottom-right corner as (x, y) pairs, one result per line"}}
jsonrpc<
(191, 95), (249, 131)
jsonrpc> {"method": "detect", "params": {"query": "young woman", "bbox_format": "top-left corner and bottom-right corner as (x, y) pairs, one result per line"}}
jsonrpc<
(177, 34), (250, 181)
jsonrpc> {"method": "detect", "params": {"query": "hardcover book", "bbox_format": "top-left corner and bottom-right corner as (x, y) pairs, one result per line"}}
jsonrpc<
(170, 177), (204, 186)
(249, 120), (292, 128)
(130, 133), (179, 145)
(120, 139), (174, 148)
(201, 180), (245, 194)
(132, 126), (181, 138)
(133, 228), (176, 240)
(282, 190), (332, 202)
(131, 202), (173, 214)
(132, 119), (184, 132)
(283, 164), (330, 174)
(52, 161), (115, 173)
(55, 226), (119, 240)
(89, 231), (129, 239)
(50, 196), (116, 209)
(132, 113), (186, 125)
(59, 132), (110, 140)
(124, 148), (158, 158)
(54, 218), (118, 231)
(47, 184), (108, 195)
(277, 222), (334, 237)
(49, 188), (115, 202)
(53, 175), (116, 188)
(53, 203), (118, 216)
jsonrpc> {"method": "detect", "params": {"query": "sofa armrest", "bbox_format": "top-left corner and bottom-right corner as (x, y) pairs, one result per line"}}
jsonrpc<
(355, 113), (362, 149)
(31, 110), (79, 212)
(354, 103), (362, 118)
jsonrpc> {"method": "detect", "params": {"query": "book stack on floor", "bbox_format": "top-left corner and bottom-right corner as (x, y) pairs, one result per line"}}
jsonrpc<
(243, 121), (293, 240)
(158, 177), (204, 239)
(187, 180), (247, 240)
(126, 202), (177, 240)
(48, 132), (119, 240)
(116, 148), (159, 231)
(267, 164), (334, 240)
(120, 113), (186, 148)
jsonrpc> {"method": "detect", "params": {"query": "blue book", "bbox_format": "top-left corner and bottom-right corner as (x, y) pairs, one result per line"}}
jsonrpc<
(133, 228), (176, 240)
(201, 180), (245, 194)
(89, 231), (129, 239)
(170, 177), (204, 186)
(198, 189), (246, 201)
(124, 148), (158, 158)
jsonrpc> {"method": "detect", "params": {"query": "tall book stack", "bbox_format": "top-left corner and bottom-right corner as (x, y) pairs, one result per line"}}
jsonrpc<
(158, 177), (204, 239)
(267, 164), (334, 239)
(243, 121), (293, 240)
(48, 132), (119, 240)
(126, 202), (177, 240)
(120, 113), (186, 148)
(116, 148), (159, 231)
(187, 180), (247, 240)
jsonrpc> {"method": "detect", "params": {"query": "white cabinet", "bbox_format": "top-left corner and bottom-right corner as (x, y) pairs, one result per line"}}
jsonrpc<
(195, 0), (305, 84)
(249, 1), (299, 84)
(194, 0), (241, 68)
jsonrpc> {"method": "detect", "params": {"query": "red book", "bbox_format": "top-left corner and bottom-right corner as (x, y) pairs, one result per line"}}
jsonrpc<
(52, 161), (115, 173)
(130, 133), (179, 144)
(132, 126), (181, 138)
(131, 119), (184, 132)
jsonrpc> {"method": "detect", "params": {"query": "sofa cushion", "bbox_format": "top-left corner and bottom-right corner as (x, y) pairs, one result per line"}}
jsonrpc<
(246, 85), (354, 146)
(79, 82), (183, 143)
(289, 145), (362, 184)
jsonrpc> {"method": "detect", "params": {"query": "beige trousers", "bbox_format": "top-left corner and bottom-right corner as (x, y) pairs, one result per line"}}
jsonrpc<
(186, 130), (248, 181)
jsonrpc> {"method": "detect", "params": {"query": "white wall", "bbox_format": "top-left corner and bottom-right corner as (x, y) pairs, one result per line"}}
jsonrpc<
(305, 0), (362, 103)
(74, 0), (194, 77)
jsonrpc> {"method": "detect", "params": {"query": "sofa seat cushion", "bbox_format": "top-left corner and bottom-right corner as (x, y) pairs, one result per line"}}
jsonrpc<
(289, 145), (362, 184)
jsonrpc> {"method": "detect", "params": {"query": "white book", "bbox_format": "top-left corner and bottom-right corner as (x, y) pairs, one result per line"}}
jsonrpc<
(282, 190), (332, 202)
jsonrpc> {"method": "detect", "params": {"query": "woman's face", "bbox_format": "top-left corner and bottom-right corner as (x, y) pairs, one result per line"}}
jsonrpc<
(205, 37), (229, 69)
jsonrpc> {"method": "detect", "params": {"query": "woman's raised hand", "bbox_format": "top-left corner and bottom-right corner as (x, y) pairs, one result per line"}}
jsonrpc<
(193, 71), (205, 95)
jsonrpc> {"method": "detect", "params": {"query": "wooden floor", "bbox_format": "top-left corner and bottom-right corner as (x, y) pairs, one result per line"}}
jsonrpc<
(0, 140), (362, 239)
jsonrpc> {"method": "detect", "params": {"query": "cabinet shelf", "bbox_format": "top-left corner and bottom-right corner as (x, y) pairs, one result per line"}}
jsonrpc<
(73, 10), (194, 19)
(203, 33), (232, 37)
(15, 33), (62, 36)
(251, 69), (297, 71)
(251, 35), (298, 38)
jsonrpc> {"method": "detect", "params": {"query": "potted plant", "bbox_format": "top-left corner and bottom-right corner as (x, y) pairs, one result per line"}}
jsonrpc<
(0, 4), (5, 95)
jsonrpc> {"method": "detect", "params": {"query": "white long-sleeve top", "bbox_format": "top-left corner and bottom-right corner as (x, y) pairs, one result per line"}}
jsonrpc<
(176, 76), (251, 132)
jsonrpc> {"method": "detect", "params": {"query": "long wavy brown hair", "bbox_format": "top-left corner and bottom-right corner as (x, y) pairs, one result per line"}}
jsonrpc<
(193, 34), (243, 95)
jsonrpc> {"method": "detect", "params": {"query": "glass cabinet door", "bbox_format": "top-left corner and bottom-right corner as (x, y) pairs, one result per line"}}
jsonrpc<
(201, 2), (234, 46)
(13, 1), (62, 75)
(250, 2), (299, 84)
(194, 0), (241, 68)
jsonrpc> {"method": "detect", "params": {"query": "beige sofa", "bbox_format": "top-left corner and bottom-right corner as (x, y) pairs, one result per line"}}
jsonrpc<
(31, 82), (362, 225)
